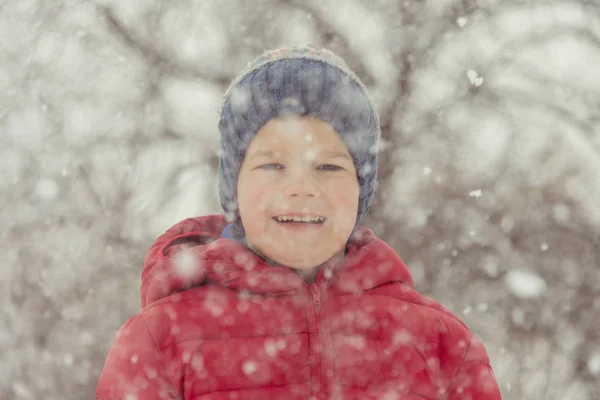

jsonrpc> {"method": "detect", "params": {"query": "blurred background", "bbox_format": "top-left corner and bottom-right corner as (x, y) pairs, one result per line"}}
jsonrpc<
(1, 0), (599, 399)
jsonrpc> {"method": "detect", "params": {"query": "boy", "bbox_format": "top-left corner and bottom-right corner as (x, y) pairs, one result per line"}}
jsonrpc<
(96, 46), (502, 399)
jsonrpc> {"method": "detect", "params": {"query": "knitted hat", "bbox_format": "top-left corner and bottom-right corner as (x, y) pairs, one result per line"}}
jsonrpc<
(218, 46), (380, 240)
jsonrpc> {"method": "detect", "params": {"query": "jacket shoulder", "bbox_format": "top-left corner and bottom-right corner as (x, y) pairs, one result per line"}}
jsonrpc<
(373, 281), (469, 329)
(369, 282), (495, 387)
(96, 314), (179, 399)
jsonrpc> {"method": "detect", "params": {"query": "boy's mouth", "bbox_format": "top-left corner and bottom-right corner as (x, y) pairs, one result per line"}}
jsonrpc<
(272, 215), (326, 224)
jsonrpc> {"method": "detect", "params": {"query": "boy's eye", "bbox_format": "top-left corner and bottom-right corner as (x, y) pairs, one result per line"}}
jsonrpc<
(317, 164), (343, 171)
(257, 163), (284, 170)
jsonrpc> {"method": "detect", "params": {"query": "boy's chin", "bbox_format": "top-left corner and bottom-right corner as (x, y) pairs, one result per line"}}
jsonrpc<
(263, 246), (340, 270)
(285, 259), (328, 270)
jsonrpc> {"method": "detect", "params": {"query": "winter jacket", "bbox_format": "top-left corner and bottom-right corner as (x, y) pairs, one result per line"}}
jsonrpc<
(96, 214), (502, 400)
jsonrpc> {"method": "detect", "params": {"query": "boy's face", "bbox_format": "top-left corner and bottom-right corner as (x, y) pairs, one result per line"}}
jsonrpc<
(237, 116), (359, 270)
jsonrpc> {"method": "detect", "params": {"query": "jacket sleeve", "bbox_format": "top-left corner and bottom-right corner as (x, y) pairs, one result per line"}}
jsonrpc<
(447, 334), (502, 400)
(96, 315), (180, 400)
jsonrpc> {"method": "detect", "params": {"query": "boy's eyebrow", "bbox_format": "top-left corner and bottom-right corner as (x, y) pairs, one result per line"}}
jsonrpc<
(322, 151), (352, 161)
(248, 149), (352, 160)
(248, 150), (279, 159)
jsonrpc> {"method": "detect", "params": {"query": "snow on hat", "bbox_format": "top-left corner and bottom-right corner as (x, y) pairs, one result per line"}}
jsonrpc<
(218, 46), (380, 240)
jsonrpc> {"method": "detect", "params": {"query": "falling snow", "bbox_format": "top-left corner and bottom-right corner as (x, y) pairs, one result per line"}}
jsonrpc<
(469, 189), (482, 198)
(588, 352), (600, 376)
(505, 270), (547, 299)
(456, 17), (468, 28)
(466, 69), (484, 87)
(2, 0), (599, 399)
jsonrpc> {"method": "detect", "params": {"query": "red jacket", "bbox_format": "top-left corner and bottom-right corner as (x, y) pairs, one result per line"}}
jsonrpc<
(96, 215), (501, 400)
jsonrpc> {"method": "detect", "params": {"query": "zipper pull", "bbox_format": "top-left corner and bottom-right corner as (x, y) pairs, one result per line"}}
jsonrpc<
(310, 284), (321, 305)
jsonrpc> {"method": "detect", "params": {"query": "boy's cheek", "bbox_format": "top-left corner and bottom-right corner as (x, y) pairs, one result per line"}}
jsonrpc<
(248, 185), (274, 206)
(240, 191), (270, 212)
(239, 176), (274, 201)
(248, 173), (279, 188)
(333, 209), (358, 229)
(330, 183), (359, 205)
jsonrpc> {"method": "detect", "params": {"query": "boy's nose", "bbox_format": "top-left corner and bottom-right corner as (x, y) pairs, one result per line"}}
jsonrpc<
(283, 178), (320, 198)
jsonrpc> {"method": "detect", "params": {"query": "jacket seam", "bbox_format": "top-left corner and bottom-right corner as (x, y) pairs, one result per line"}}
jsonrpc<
(191, 386), (430, 398)
(302, 298), (316, 398)
(158, 331), (310, 351)
(446, 333), (474, 393)
(95, 391), (125, 400)
(191, 382), (307, 396)
(141, 287), (305, 313)
(139, 313), (179, 398)
(345, 290), (471, 331)
(157, 231), (210, 259)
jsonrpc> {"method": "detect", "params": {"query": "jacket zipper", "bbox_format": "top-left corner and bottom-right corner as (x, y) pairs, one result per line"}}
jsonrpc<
(310, 283), (327, 400)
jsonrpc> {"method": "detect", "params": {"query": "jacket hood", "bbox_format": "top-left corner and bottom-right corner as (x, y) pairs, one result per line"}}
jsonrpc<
(140, 214), (414, 308)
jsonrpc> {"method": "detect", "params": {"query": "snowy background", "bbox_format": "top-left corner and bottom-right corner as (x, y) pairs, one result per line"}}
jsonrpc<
(2, 0), (600, 399)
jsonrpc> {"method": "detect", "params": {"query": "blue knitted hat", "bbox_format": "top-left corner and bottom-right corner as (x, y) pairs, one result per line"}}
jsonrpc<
(218, 46), (380, 241)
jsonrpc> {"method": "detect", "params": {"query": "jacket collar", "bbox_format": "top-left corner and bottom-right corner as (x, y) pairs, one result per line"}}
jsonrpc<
(140, 215), (413, 308)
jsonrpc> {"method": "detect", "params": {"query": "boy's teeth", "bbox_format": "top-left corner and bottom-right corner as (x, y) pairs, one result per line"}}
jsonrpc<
(275, 216), (324, 223)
